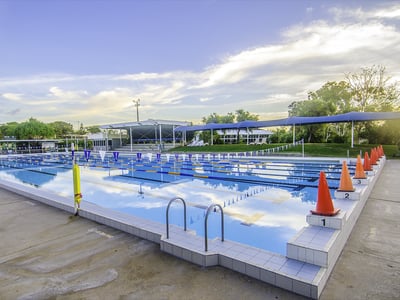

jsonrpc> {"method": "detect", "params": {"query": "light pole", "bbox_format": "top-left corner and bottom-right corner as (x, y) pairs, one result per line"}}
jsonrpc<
(133, 99), (140, 122)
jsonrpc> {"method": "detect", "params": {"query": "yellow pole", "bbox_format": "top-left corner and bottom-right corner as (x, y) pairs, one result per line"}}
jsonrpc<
(73, 163), (82, 215)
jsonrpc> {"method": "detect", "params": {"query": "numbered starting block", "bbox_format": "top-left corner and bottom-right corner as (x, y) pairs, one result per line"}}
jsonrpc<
(352, 177), (371, 186)
(334, 189), (361, 200)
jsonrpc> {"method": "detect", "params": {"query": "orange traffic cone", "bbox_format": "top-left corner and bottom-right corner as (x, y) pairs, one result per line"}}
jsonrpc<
(363, 152), (372, 171)
(337, 161), (355, 192)
(379, 145), (385, 157)
(375, 147), (380, 162)
(311, 171), (340, 216)
(370, 148), (377, 165)
(354, 155), (367, 179)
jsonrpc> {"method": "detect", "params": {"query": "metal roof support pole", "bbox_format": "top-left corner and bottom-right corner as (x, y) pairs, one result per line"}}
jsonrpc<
(106, 130), (109, 152)
(172, 125), (176, 148)
(351, 121), (354, 148)
(130, 127), (133, 152)
(159, 124), (162, 147)
(211, 129), (213, 146)
(246, 127), (249, 145)
(292, 124), (296, 145)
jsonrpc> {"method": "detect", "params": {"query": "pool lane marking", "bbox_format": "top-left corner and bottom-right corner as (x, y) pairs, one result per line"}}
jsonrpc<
(138, 161), (342, 179)
(193, 174), (208, 178)
(9, 158), (340, 190)
(0, 163), (286, 225)
(168, 171), (180, 175)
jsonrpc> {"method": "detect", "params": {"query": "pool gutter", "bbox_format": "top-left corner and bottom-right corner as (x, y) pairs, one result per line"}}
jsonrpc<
(0, 156), (386, 299)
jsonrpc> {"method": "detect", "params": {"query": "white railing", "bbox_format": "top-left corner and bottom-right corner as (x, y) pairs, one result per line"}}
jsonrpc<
(69, 139), (306, 164)
(260, 139), (304, 157)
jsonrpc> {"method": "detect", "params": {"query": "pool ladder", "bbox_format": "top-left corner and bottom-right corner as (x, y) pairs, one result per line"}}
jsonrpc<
(166, 197), (224, 252)
(166, 197), (187, 239)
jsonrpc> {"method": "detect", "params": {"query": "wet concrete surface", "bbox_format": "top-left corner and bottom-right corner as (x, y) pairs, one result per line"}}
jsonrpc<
(0, 160), (399, 299)
(320, 159), (400, 300)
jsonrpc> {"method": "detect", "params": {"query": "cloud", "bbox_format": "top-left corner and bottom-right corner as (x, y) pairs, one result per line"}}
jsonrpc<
(114, 72), (174, 81)
(48, 86), (88, 99)
(0, 3), (399, 125)
(7, 108), (21, 116)
(330, 3), (400, 21)
(2, 93), (23, 101)
(193, 7), (400, 97)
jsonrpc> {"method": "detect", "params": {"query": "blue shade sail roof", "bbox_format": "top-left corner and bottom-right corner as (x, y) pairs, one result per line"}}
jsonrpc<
(174, 112), (400, 132)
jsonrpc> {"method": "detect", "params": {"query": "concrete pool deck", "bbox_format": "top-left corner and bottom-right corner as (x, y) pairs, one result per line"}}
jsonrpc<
(0, 160), (399, 299)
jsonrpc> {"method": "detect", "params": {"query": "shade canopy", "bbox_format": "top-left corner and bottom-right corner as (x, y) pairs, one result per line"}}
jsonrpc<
(174, 112), (400, 132)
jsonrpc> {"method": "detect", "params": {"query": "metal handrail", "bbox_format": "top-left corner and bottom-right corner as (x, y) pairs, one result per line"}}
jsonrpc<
(204, 204), (224, 252)
(166, 197), (187, 239)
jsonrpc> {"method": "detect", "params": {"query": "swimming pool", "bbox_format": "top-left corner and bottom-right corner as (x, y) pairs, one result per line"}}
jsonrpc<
(0, 152), (348, 255)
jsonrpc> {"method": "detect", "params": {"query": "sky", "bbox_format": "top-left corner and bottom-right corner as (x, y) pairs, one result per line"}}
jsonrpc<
(0, 0), (400, 128)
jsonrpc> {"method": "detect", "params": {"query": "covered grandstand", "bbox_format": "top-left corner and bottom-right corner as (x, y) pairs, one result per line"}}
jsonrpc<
(99, 119), (191, 151)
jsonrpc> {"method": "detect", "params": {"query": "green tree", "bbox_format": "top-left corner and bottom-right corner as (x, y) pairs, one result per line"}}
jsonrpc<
(202, 112), (234, 124)
(202, 113), (220, 124)
(270, 128), (292, 143)
(14, 118), (54, 139)
(201, 109), (258, 144)
(48, 121), (73, 138)
(288, 81), (352, 142)
(77, 122), (87, 135)
(86, 125), (101, 134)
(289, 66), (400, 144)
(202, 109), (258, 124)
(199, 130), (221, 145)
(381, 119), (400, 144)
(345, 65), (400, 112)
(345, 65), (400, 143)
(235, 109), (259, 122)
(0, 122), (18, 139)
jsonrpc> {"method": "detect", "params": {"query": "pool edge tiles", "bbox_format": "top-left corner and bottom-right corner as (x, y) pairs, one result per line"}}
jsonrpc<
(0, 176), (323, 298)
(160, 229), (323, 298)
(0, 156), (387, 299)
(287, 156), (386, 298)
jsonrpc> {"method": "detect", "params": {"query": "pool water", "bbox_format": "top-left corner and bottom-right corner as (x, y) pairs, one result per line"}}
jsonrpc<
(0, 153), (348, 255)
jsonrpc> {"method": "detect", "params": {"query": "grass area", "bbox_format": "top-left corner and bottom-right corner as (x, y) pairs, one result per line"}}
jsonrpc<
(292, 143), (398, 158)
(170, 143), (400, 158)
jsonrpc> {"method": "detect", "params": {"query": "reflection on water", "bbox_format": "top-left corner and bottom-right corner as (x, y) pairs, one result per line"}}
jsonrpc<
(0, 154), (342, 255)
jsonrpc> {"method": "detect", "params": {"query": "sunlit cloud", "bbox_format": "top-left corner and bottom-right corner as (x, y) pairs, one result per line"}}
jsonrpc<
(2, 93), (23, 101)
(330, 3), (400, 21)
(199, 97), (212, 102)
(114, 72), (174, 81)
(0, 3), (399, 125)
(48, 86), (88, 99)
